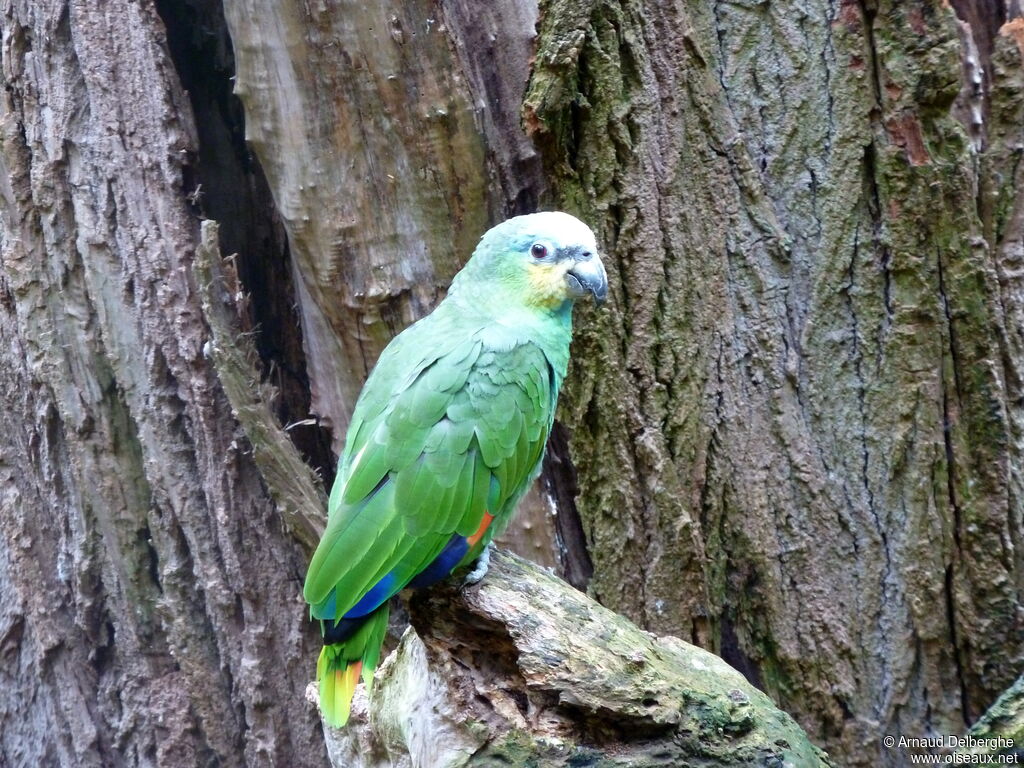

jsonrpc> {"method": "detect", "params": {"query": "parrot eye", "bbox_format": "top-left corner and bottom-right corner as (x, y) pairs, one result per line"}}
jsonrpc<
(530, 243), (548, 259)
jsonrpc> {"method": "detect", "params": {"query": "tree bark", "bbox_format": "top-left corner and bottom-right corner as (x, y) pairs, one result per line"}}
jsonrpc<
(1, 0), (1022, 767)
(524, 0), (1024, 763)
(0, 2), (323, 766)
(956, 675), (1024, 760)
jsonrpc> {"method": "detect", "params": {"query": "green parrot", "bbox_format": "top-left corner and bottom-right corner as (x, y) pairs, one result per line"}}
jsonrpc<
(303, 211), (608, 727)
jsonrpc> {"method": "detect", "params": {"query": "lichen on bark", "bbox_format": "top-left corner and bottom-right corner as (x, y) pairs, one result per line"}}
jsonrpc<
(958, 675), (1024, 758)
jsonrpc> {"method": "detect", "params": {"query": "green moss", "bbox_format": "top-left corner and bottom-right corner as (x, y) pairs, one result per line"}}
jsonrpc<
(961, 677), (1024, 757)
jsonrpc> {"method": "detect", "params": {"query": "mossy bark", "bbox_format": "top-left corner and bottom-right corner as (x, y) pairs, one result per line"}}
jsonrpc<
(958, 675), (1024, 758)
(525, 1), (1024, 764)
(329, 550), (834, 768)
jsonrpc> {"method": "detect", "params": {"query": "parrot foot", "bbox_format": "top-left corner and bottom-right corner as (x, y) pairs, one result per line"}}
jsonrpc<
(463, 543), (493, 586)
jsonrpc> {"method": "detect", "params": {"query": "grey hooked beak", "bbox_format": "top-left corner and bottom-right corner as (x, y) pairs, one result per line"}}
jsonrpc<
(566, 252), (609, 306)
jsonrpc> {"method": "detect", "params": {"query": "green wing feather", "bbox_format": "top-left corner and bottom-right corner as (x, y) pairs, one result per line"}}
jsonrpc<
(303, 313), (559, 616)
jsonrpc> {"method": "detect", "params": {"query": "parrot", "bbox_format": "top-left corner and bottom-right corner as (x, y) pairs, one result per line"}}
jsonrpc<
(302, 211), (608, 728)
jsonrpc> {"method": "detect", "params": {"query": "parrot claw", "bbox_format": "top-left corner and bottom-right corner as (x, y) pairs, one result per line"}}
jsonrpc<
(463, 543), (493, 586)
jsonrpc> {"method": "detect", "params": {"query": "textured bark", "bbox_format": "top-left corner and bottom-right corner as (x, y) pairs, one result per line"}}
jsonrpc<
(193, 219), (327, 554)
(1, 0), (1023, 767)
(329, 550), (834, 768)
(0, 3), (323, 765)
(524, 0), (1024, 764)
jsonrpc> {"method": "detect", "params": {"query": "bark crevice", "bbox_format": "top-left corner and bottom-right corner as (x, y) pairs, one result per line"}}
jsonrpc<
(153, 0), (336, 485)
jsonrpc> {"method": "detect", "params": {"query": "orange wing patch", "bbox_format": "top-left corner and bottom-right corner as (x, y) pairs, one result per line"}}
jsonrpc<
(466, 512), (495, 547)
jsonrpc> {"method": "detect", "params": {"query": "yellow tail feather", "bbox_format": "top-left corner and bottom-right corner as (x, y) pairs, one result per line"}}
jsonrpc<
(317, 647), (363, 728)
(313, 604), (390, 728)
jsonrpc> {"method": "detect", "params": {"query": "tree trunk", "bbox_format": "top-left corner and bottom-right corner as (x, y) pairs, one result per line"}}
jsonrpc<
(524, 0), (1024, 763)
(0, 2), (323, 765)
(1, 1), (1022, 768)
(957, 675), (1024, 760)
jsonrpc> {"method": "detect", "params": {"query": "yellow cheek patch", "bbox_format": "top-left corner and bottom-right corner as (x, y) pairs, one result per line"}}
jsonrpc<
(526, 261), (572, 307)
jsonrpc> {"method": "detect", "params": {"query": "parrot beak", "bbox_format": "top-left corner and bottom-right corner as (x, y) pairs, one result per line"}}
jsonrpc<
(566, 252), (608, 306)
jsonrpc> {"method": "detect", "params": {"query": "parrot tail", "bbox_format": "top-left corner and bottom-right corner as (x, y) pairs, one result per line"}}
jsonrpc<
(316, 603), (390, 728)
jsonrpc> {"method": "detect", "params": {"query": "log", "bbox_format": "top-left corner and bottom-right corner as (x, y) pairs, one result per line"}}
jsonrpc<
(327, 550), (834, 768)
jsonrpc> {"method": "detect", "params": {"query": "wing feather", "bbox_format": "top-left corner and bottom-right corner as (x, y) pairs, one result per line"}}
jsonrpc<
(304, 324), (557, 618)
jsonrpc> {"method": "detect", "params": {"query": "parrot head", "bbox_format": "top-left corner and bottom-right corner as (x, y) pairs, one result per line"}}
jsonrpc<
(454, 212), (608, 311)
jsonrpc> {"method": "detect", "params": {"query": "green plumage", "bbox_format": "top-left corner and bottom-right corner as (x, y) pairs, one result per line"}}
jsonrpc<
(304, 313), (562, 612)
(303, 212), (607, 728)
